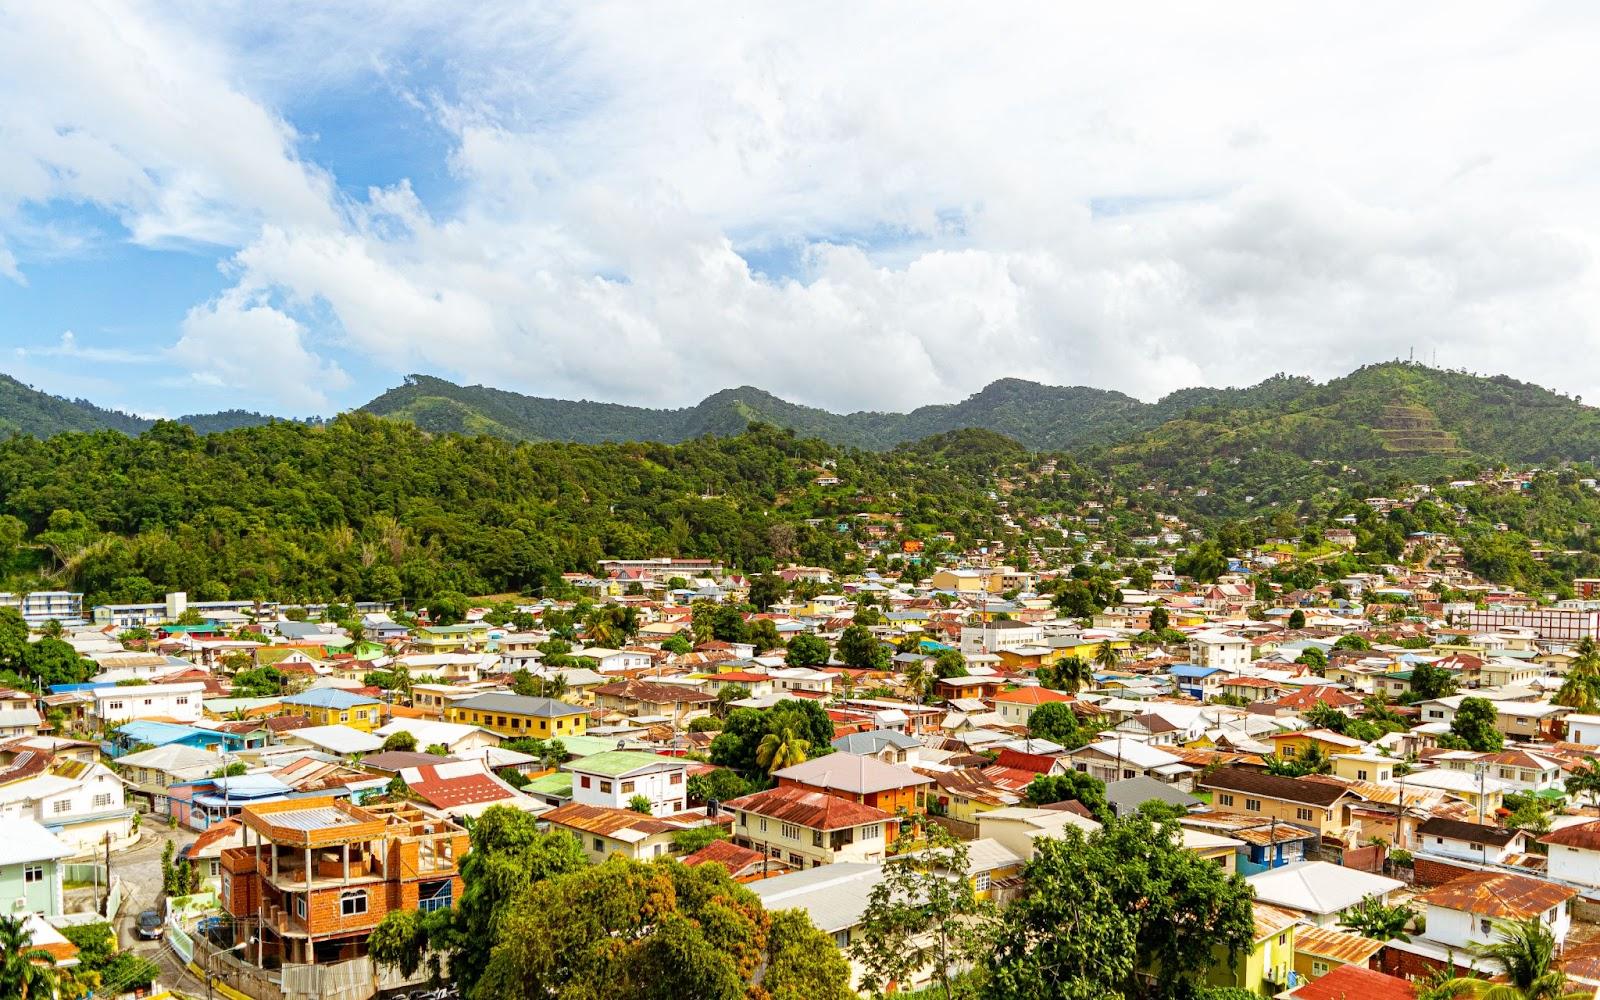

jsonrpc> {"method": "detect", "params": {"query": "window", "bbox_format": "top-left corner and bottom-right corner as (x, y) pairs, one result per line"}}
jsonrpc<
(176, 696), (189, 705)
(1312, 961), (1328, 977)
(23, 865), (43, 883)
(295, 894), (306, 918)
(419, 879), (453, 914)
(1245, 798), (1261, 811)
(975, 873), (991, 893)
(621, 781), (636, 794)
(670, 772), (683, 785)
(780, 823), (800, 839)
(93, 793), (115, 809)
(580, 775), (591, 789)
(1356, 769), (1368, 781)
(739, 813), (747, 827)
(760, 818), (768, 832)
(1282, 745), (1297, 757)
(1548, 907), (1559, 924)
(600, 781), (613, 794)
(1217, 793), (1235, 807)
(107, 701), (124, 712)
(861, 824), (881, 840)
(812, 830), (823, 847)
(340, 890), (368, 916)
(594, 837), (605, 852)
(1296, 808), (1314, 822)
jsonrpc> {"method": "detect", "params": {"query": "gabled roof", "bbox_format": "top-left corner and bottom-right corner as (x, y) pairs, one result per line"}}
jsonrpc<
(1540, 820), (1600, 851)
(772, 753), (933, 794)
(564, 750), (684, 779)
(830, 730), (922, 755)
(1199, 767), (1351, 807)
(723, 785), (896, 830)
(991, 687), (1075, 706)
(399, 761), (523, 809)
(1418, 817), (1521, 847)
(682, 838), (768, 873)
(542, 802), (683, 842)
(1289, 965), (1414, 1000)
(280, 687), (380, 710)
(1246, 860), (1404, 916)
(452, 692), (588, 717)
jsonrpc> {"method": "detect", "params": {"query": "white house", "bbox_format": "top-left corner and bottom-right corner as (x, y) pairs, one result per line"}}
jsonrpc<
(959, 620), (1044, 656)
(1564, 713), (1600, 746)
(1416, 871), (1575, 951)
(578, 647), (655, 674)
(563, 750), (689, 816)
(1539, 820), (1600, 888)
(1415, 817), (1526, 865)
(1187, 630), (1251, 670)
(373, 718), (501, 756)
(93, 682), (206, 724)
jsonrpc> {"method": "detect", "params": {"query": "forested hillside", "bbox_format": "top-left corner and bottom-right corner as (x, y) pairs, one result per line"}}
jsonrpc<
(0, 417), (1051, 605)
(0, 373), (290, 437)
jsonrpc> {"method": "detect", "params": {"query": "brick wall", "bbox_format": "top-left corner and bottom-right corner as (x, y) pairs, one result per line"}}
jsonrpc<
(1375, 946), (1473, 981)
(1411, 856), (1482, 887)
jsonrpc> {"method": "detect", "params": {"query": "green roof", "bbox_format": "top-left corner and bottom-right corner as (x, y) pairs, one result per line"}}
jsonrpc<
(563, 749), (678, 778)
(420, 624), (484, 635)
(556, 735), (630, 759)
(524, 772), (574, 797)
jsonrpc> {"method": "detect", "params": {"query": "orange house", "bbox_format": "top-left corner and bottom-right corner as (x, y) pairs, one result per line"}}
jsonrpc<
(772, 753), (933, 815)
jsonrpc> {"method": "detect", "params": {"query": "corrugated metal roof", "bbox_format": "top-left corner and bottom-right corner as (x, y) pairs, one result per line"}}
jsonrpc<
(267, 805), (360, 831)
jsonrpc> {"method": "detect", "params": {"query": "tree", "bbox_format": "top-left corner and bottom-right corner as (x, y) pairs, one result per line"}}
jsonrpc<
(686, 768), (751, 805)
(838, 624), (887, 669)
(785, 634), (829, 667)
(670, 825), (729, 854)
(748, 573), (785, 611)
(1041, 656), (1091, 693)
(1338, 894), (1416, 941)
(661, 633), (693, 656)
(1093, 640), (1120, 671)
(1410, 660), (1459, 701)
(368, 806), (588, 994)
(469, 856), (853, 1000)
(711, 605), (749, 644)
(1026, 701), (1084, 750)
(381, 731), (418, 753)
(1448, 697), (1504, 752)
(1287, 609), (1306, 629)
(425, 743), (450, 756)
(1565, 760), (1600, 807)
(852, 826), (997, 1000)
(627, 794), (653, 814)
(1333, 634), (1370, 651)
(1148, 606), (1169, 633)
(1446, 917), (1586, 1000)
(931, 647), (968, 680)
(0, 913), (58, 1000)
(230, 665), (289, 698)
(1022, 771), (1109, 821)
(1295, 646), (1328, 671)
(1302, 701), (1350, 734)
(756, 727), (809, 774)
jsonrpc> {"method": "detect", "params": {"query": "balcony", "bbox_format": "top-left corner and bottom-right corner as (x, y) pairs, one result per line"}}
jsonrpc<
(254, 850), (385, 890)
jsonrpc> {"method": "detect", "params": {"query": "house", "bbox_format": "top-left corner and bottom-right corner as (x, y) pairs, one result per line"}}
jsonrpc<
(574, 647), (654, 673)
(111, 744), (225, 815)
(219, 797), (468, 967)
(0, 688), (41, 738)
(0, 818), (71, 916)
(723, 786), (898, 867)
(772, 753), (933, 815)
(1179, 812), (1320, 875)
(564, 750), (689, 816)
(1563, 713), (1600, 746)
(93, 681), (207, 724)
(682, 838), (775, 882)
(105, 719), (254, 758)
(959, 619), (1043, 655)
(1329, 753), (1395, 784)
(1188, 631), (1251, 670)
(990, 687), (1076, 728)
(1245, 860), (1404, 927)
(1170, 664), (1226, 700)
(1415, 817), (1527, 864)
(592, 680), (717, 727)
(1539, 820), (1600, 888)
(1197, 769), (1359, 843)
(1287, 964), (1415, 1000)
(1103, 774), (1200, 818)
(976, 805), (1102, 861)
(542, 802), (686, 863)
(1291, 925), (1384, 985)
(278, 689), (383, 732)
(0, 754), (134, 856)
(1206, 902), (1299, 995)
(373, 718), (500, 756)
(1392, 769), (1506, 818)
(1067, 738), (1193, 786)
(444, 692), (588, 739)
(398, 760), (542, 820)
(1415, 871), (1576, 951)
(747, 863), (893, 990)
(1267, 729), (1367, 762)
(1412, 696), (1567, 741)
(829, 730), (923, 765)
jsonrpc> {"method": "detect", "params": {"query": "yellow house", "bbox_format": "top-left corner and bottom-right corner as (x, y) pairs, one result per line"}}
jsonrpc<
(412, 623), (491, 652)
(927, 770), (1017, 825)
(444, 692), (588, 738)
(1045, 637), (1133, 664)
(277, 689), (382, 732)
(1267, 729), (1367, 761)
(930, 568), (1005, 595)
(806, 594), (851, 617)
(1207, 903), (1299, 994)
(1329, 753), (1395, 784)
(1292, 925), (1383, 984)
(1198, 768), (1357, 841)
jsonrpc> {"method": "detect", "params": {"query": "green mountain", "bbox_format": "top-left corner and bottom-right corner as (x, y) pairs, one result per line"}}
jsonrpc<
(0, 374), (294, 437)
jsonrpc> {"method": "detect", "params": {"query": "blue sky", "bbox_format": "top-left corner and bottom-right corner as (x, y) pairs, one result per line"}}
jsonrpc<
(4, 3), (1600, 418)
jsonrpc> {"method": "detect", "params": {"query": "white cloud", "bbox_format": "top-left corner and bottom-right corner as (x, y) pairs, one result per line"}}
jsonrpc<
(7, 2), (1600, 412)
(171, 287), (350, 411)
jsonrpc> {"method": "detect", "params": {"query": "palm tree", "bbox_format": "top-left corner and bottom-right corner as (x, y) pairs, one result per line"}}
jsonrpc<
(1093, 640), (1120, 672)
(1055, 656), (1091, 693)
(1446, 917), (1587, 1000)
(1338, 894), (1415, 942)
(756, 727), (810, 773)
(1565, 760), (1600, 807)
(902, 662), (929, 703)
(0, 913), (59, 1000)
(538, 674), (571, 701)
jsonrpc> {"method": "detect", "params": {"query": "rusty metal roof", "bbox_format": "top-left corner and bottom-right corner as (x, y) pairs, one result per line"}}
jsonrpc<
(1293, 924), (1384, 964)
(1415, 870), (1577, 918)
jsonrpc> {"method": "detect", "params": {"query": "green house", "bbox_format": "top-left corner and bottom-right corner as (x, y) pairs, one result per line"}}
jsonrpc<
(0, 818), (71, 917)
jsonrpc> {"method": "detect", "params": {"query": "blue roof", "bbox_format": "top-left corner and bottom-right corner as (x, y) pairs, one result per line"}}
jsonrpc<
(1169, 664), (1222, 678)
(281, 688), (380, 709)
(116, 721), (215, 746)
(208, 774), (293, 799)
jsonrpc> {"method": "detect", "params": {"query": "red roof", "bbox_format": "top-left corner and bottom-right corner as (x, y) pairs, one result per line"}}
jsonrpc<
(723, 785), (895, 831)
(992, 748), (1059, 774)
(683, 838), (767, 872)
(710, 672), (772, 683)
(1289, 964), (1414, 1000)
(991, 688), (1075, 706)
(404, 764), (515, 808)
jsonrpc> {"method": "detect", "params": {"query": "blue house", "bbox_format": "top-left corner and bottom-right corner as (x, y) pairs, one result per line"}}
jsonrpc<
(105, 720), (255, 758)
(1168, 663), (1224, 700)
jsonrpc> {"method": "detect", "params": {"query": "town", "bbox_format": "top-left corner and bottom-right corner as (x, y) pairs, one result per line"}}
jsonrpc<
(6, 486), (1600, 1000)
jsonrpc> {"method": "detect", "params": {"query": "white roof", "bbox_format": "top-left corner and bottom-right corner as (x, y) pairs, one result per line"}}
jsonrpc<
(281, 725), (384, 755)
(0, 818), (72, 865)
(1079, 738), (1184, 770)
(1246, 860), (1404, 915)
(1393, 769), (1510, 795)
(374, 718), (491, 748)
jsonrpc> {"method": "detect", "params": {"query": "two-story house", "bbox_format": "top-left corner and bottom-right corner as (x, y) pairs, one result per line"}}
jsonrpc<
(541, 802), (687, 863)
(0, 688), (41, 739)
(94, 681), (207, 725)
(1197, 768), (1360, 843)
(1188, 631), (1251, 670)
(1415, 817), (1527, 864)
(591, 680), (716, 727)
(278, 689), (383, 732)
(564, 750), (689, 816)
(723, 786), (897, 868)
(1415, 871), (1575, 952)
(0, 753), (133, 856)
(0, 818), (70, 916)
(444, 692), (588, 739)
(772, 753), (932, 816)
(219, 797), (468, 968)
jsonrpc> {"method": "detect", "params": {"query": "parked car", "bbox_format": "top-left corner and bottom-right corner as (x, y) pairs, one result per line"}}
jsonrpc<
(137, 910), (164, 939)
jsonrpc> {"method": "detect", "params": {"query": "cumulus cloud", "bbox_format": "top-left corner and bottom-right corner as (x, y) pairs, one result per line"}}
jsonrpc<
(6, 1), (1600, 413)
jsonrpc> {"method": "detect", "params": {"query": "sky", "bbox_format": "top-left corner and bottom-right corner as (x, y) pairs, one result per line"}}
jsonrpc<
(4, 3), (1600, 418)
